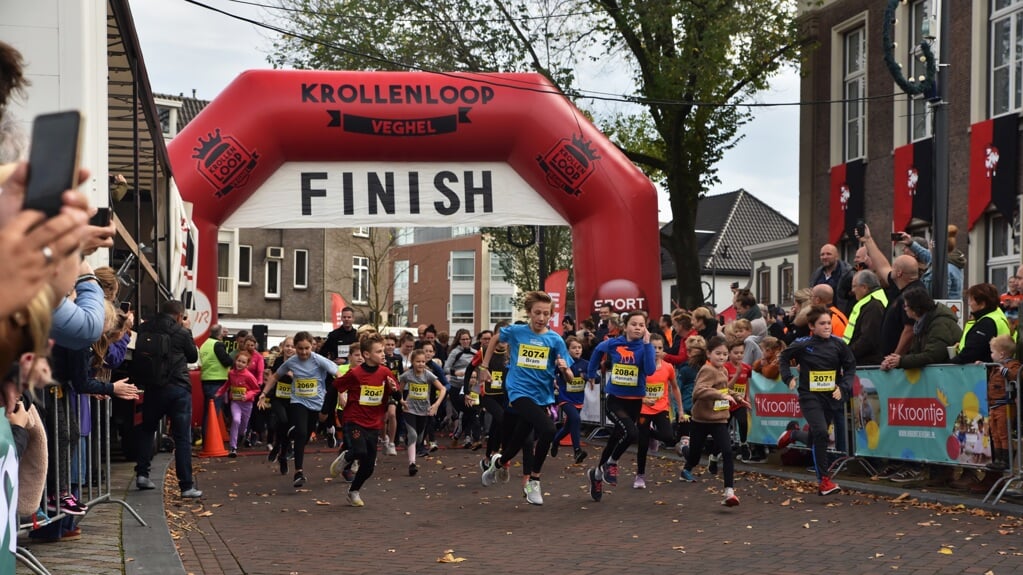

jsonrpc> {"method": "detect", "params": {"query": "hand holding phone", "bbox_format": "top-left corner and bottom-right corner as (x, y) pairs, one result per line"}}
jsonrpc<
(24, 111), (83, 218)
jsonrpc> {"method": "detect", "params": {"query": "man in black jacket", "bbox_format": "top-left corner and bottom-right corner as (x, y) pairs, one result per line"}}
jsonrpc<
(320, 306), (358, 364)
(134, 300), (202, 498)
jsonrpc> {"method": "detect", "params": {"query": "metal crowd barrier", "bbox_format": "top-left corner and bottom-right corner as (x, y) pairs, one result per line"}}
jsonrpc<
(984, 372), (1022, 505)
(15, 389), (146, 575)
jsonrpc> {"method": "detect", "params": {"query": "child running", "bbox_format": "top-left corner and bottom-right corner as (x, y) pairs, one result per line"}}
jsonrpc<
(477, 291), (573, 505)
(724, 339), (755, 463)
(586, 310), (656, 502)
(399, 349), (447, 477)
(778, 305), (855, 496)
(260, 331), (338, 487)
(551, 335), (589, 464)
(330, 334), (399, 506)
(634, 333), (682, 488)
(262, 336), (295, 469)
(217, 350), (262, 458)
(679, 336), (747, 506)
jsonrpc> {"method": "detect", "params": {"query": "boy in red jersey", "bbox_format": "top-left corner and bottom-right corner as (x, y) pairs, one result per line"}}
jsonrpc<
(330, 334), (398, 507)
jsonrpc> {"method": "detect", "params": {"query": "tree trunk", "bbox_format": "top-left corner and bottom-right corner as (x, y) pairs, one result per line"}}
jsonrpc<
(666, 170), (704, 310)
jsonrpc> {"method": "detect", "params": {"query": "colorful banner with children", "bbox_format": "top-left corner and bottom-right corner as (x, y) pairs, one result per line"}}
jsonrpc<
(853, 365), (990, 467)
(748, 372), (808, 445)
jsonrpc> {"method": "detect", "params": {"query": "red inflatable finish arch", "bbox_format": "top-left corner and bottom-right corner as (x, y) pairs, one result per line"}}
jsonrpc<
(168, 71), (660, 337)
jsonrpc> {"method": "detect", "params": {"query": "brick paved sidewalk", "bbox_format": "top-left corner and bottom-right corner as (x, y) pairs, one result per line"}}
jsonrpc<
(176, 446), (1023, 575)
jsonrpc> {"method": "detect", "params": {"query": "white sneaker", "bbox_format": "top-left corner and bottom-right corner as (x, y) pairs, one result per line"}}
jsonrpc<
(496, 463), (510, 483)
(385, 441), (398, 456)
(347, 490), (364, 507)
(329, 450), (349, 478)
(481, 453), (502, 487)
(524, 479), (543, 505)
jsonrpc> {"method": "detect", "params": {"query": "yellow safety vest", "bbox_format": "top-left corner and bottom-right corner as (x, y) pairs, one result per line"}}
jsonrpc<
(844, 289), (889, 343)
(959, 308), (1012, 348)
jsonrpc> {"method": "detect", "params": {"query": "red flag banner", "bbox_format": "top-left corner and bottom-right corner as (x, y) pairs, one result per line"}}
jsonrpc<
(970, 115), (1019, 229)
(893, 138), (933, 232)
(331, 292), (347, 329)
(829, 160), (864, 245)
(829, 163), (847, 245)
(544, 269), (570, 335)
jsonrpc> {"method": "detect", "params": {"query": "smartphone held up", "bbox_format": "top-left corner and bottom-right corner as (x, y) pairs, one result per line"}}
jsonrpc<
(23, 110), (83, 218)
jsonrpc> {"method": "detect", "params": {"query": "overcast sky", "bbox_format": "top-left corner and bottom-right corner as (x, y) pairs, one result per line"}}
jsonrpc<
(131, 0), (800, 224)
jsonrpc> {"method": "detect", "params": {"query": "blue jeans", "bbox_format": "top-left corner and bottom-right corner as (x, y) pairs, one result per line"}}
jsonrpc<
(135, 384), (194, 491)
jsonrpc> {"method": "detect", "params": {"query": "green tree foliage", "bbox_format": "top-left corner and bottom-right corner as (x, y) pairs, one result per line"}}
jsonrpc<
(269, 0), (805, 310)
(482, 226), (574, 307)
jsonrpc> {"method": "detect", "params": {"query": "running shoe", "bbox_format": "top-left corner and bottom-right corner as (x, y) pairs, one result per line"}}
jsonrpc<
(550, 441), (559, 458)
(293, 471), (306, 488)
(326, 428), (338, 449)
(181, 488), (203, 498)
(524, 479), (543, 505)
(723, 493), (740, 507)
(497, 463), (510, 483)
(890, 469), (923, 484)
(481, 453), (502, 487)
(708, 454), (719, 475)
(54, 494), (87, 516)
(429, 441), (439, 452)
(739, 443), (752, 463)
(587, 468), (603, 502)
(228, 448), (237, 458)
(777, 430), (797, 449)
(679, 468), (696, 483)
(479, 457), (490, 473)
(602, 462), (619, 486)
(267, 443), (279, 463)
(574, 449), (588, 464)
(385, 441), (398, 456)
(347, 490), (364, 507)
(329, 450), (349, 478)
(819, 476), (841, 496)
(409, 463), (418, 477)
(633, 474), (647, 489)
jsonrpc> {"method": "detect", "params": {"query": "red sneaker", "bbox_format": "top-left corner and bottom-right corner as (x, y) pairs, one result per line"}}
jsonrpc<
(819, 476), (841, 496)
(777, 430), (796, 449)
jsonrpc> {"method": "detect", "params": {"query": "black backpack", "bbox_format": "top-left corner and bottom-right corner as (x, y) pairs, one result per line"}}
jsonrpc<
(130, 327), (171, 387)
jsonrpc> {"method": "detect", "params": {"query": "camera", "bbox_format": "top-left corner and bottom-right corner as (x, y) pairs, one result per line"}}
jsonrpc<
(730, 282), (739, 290)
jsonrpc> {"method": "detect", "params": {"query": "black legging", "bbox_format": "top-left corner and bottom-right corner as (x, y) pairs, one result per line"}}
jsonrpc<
(501, 405), (534, 476)
(799, 392), (834, 480)
(342, 422), (379, 491)
(480, 394), (506, 458)
(269, 396), (289, 450)
(684, 420), (734, 488)
(636, 411), (676, 475)
(599, 395), (642, 466)
(287, 403), (319, 472)
(498, 397), (554, 475)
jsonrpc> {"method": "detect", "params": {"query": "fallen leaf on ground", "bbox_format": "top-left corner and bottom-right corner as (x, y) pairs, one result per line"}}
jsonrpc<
(892, 493), (910, 502)
(437, 550), (466, 563)
(938, 547), (953, 555)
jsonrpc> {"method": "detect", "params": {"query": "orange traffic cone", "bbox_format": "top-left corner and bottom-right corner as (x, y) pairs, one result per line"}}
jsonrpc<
(559, 433), (576, 446)
(199, 399), (229, 457)
(217, 403), (229, 442)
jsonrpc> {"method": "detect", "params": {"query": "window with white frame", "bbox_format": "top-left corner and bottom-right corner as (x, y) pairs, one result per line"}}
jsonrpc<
(352, 256), (370, 304)
(757, 266), (772, 306)
(238, 245), (252, 286)
(265, 260), (281, 299)
(353, 226), (370, 238)
(778, 262), (795, 307)
(909, 0), (936, 141)
(991, 0), (1023, 116)
(217, 242), (231, 278)
(412, 304), (419, 323)
(294, 249), (308, 289)
(450, 250), (475, 282)
(844, 26), (866, 161)
(490, 294), (514, 325)
(490, 254), (506, 282)
(452, 225), (479, 237)
(451, 294), (475, 323)
(987, 212), (1021, 290)
(413, 264), (419, 283)
(396, 227), (415, 245)
(393, 260), (409, 292)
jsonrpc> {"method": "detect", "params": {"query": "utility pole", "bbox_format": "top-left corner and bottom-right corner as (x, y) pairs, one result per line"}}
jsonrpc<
(929, 0), (949, 300)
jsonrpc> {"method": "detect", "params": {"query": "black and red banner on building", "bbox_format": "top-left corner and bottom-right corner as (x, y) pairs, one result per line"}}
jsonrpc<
(893, 137), (933, 233)
(828, 159), (865, 245)
(969, 114), (1019, 229)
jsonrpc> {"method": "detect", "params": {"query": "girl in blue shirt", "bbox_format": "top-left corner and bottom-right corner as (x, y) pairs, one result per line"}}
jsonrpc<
(585, 311), (656, 502)
(478, 291), (572, 505)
